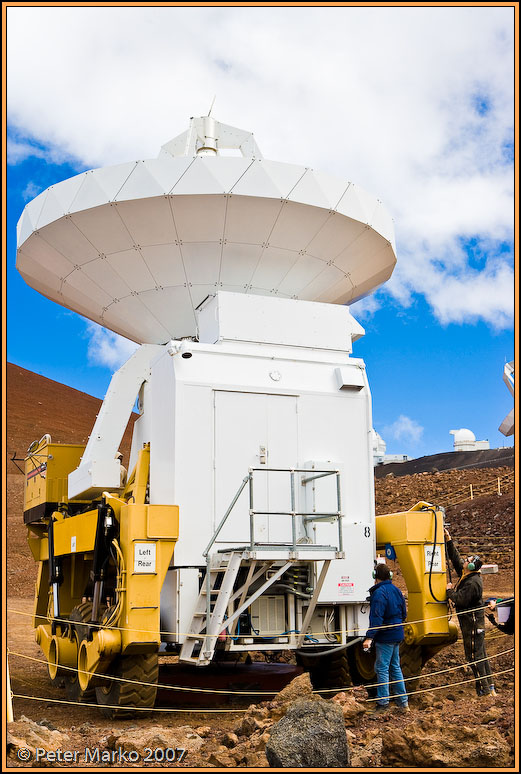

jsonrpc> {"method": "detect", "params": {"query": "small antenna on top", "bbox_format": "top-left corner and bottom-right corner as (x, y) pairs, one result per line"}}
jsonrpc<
(208, 95), (216, 116)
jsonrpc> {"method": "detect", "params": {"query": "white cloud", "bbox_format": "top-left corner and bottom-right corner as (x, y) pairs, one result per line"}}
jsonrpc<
(350, 295), (381, 319)
(21, 181), (43, 201)
(388, 239), (514, 330)
(85, 322), (139, 369)
(383, 415), (424, 445)
(7, 136), (78, 167)
(6, 6), (514, 329)
(7, 138), (46, 164)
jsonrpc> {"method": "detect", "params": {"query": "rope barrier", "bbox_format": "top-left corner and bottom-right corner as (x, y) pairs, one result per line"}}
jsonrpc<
(9, 598), (505, 640)
(379, 471), (514, 507)
(6, 650), (280, 696)
(7, 647), (514, 698)
(379, 470), (515, 510)
(11, 668), (515, 714)
(362, 668), (515, 703)
(10, 694), (248, 714)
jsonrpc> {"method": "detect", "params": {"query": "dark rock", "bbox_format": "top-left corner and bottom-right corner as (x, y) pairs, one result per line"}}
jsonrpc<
(265, 699), (350, 768)
(37, 719), (58, 731)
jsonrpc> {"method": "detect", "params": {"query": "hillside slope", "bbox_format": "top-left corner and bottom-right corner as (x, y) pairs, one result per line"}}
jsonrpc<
(6, 362), (137, 471)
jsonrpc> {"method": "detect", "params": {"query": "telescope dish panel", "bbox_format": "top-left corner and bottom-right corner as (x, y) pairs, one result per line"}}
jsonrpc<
(172, 156), (254, 195)
(140, 242), (186, 286)
(299, 265), (350, 302)
(69, 163), (137, 215)
(114, 161), (166, 200)
(224, 195), (283, 243)
(231, 160), (306, 199)
(115, 196), (177, 245)
(287, 169), (348, 210)
(41, 218), (100, 264)
(36, 189), (70, 231)
(16, 117), (398, 344)
(20, 234), (72, 277)
(221, 242), (263, 285)
(269, 201), (331, 250)
(278, 254), (338, 297)
(139, 157), (193, 195)
(138, 286), (196, 335)
(82, 258), (131, 299)
(19, 189), (47, 241)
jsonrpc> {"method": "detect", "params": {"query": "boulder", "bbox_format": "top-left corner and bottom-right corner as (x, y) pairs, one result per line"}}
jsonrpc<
(265, 699), (350, 768)
(7, 716), (70, 757)
(115, 725), (203, 755)
(381, 723), (511, 768)
(351, 736), (383, 767)
(273, 671), (314, 704)
(331, 691), (367, 725)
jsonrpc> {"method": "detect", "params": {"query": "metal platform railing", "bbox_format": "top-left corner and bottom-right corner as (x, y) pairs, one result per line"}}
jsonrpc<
(204, 467), (343, 559)
(201, 467), (343, 635)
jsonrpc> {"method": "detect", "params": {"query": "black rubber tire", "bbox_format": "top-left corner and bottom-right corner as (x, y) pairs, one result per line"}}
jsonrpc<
(346, 642), (376, 683)
(421, 643), (446, 666)
(399, 642), (423, 694)
(310, 648), (353, 694)
(47, 665), (65, 688)
(95, 652), (159, 718)
(64, 602), (96, 704)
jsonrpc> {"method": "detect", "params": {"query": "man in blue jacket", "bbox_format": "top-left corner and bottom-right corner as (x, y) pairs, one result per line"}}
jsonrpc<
(362, 562), (409, 713)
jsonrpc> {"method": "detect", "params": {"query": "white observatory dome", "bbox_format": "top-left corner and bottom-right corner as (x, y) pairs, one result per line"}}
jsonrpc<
(450, 428), (477, 451)
(16, 117), (397, 344)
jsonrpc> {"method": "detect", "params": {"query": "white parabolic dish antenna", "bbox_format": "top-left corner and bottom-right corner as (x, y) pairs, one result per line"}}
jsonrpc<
(16, 117), (397, 344)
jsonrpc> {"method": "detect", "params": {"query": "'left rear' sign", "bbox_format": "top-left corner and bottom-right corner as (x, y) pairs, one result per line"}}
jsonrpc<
(134, 542), (156, 573)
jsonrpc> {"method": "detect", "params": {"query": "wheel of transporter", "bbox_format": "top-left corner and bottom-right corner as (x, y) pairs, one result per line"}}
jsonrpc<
(95, 652), (159, 718)
(346, 641), (377, 698)
(296, 643), (369, 696)
(399, 642), (423, 695)
(309, 647), (353, 694)
(64, 602), (98, 703)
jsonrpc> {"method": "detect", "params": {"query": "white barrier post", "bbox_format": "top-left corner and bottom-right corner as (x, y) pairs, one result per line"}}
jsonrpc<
(7, 655), (14, 722)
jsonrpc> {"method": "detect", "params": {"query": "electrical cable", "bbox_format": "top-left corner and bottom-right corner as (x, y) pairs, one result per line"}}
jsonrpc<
(423, 506), (446, 604)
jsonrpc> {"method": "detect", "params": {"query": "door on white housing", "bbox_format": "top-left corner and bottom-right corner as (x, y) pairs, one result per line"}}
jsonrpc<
(214, 391), (298, 545)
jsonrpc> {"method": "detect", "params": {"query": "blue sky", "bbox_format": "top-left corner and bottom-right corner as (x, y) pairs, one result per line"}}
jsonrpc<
(5, 6), (515, 458)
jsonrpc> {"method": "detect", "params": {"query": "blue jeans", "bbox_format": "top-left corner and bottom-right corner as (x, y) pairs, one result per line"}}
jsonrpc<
(374, 642), (408, 707)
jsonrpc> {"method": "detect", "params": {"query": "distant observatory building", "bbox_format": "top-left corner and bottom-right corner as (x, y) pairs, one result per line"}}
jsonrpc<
(372, 430), (387, 465)
(450, 429), (490, 452)
(372, 429), (412, 466)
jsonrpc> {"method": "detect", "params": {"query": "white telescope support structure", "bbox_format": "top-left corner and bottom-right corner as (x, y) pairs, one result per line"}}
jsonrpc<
(160, 117), (264, 159)
(68, 344), (161, 499)
(499, 361), (514, 437)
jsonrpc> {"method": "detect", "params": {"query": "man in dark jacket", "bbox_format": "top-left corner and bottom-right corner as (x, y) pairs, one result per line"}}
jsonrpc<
(444, 528), (496, 697)
(362, 562), (409, 713)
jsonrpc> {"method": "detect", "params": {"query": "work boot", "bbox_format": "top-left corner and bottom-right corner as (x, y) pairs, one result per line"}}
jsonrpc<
(365, 702), (390, 715)
(394, 704), (410, 714)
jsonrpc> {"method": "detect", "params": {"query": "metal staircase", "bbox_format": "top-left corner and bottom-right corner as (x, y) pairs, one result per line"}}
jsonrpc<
(180, 553), (243, 664)
(179, 467), (344, 666)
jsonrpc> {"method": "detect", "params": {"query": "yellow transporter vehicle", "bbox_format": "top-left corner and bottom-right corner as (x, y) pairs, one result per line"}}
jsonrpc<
(25, 433), (457, 712)
(25, 437), (178, 716)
